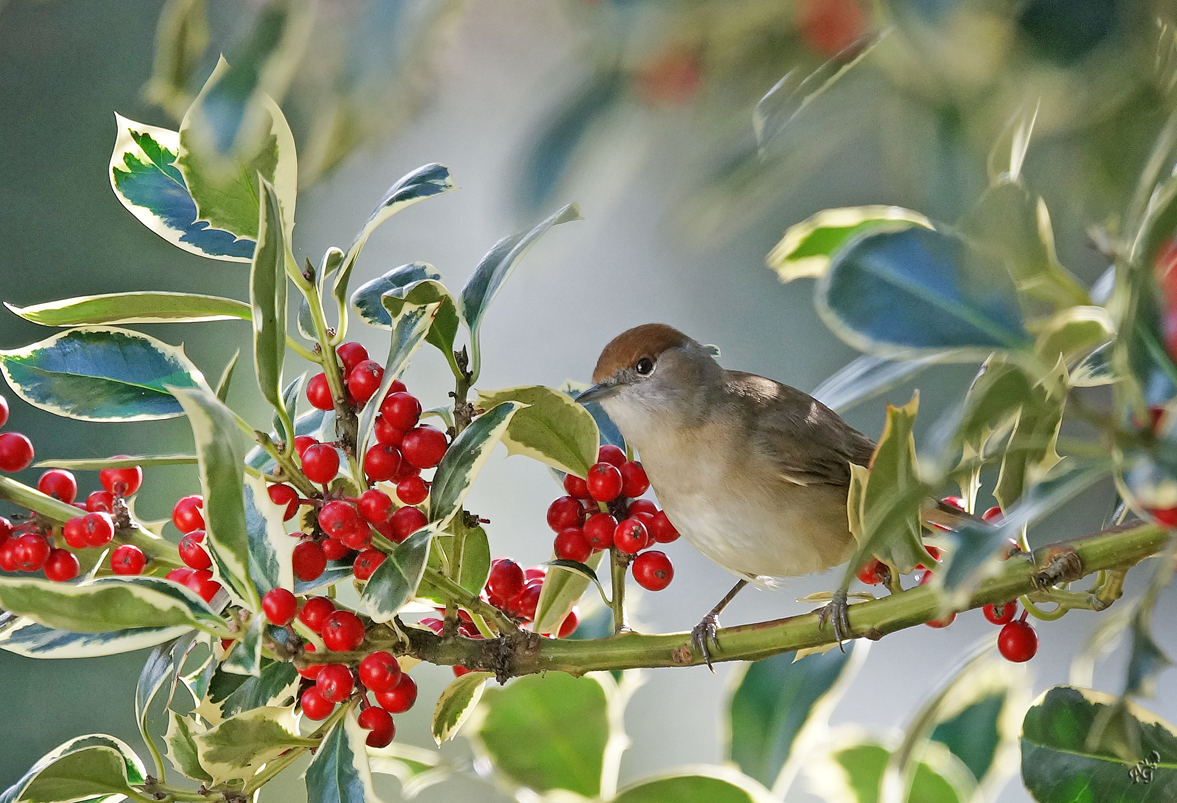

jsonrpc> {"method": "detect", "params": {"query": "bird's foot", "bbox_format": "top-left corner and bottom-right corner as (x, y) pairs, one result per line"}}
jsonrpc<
(691, 613), (722, 673)
(816, 587), (852, 650)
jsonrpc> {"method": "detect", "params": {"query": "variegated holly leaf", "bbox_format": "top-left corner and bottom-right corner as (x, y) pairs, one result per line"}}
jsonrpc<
(6, 292), (251, 326)
(767, 206), (931, 283)
(0, 617), (190, 659)
(109, 114), (254, 261)
(433, 671), (492, 745)
(0, 734), (148, 803)
(476, 385), (598, 478)
(250, 177), (290, 414)
(361, 528), (435, 623)
(194, 706), (312, 783)
(305, 711), (382, 803)
(0, 327), (205, 421)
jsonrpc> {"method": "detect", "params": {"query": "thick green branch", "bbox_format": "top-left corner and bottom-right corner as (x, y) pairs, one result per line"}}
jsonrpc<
(394, 523), (1167, 677)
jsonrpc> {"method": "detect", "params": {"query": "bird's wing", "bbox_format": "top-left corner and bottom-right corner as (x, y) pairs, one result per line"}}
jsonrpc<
(726, 372), (876, 487)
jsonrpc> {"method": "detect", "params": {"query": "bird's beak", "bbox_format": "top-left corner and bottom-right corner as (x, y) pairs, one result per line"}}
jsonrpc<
(576, 382), (621, 405)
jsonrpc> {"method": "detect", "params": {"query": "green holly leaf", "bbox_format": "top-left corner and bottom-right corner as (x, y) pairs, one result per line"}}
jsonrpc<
(433, 671), (493, 745)
(614, 770), (776, 803)
(136, 633), (198, 769)
(194, 706), (312, 783)
(360, 528), (436, 623)
(807, 734), (977, 803)
(476, 385), (599, 478)
(249, 176), (290, 415)
(0, 327), (205, 421)
(305, 711), (382, 803)
(767, 206), (931, 283)
(243, 474), (296, 595)
(163, 712), (212, 783)
(812, 354), (941, 415)
(0, 734), (147, 803)
(6, 291), (251, 326)
(428, 401), (524, 530)
(416, 527), (491, 604)
(533, 550), (605, 635)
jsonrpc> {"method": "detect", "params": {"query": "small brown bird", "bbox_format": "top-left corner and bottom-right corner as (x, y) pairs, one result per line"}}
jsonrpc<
(577, 323), (878, 663)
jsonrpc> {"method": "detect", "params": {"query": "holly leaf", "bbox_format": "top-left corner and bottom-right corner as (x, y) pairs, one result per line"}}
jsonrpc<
(0, 327), (205, 421)
(305, 711), (383, 803)
(135, 633), (198, 768)
(0, 617), (191, 659)
(614, 769), (776, 803)
(0, 734), (147, 803)
(6, 292), (251, 326)
(164, 712), (212, 783)
(475, 385), (599, 478)
(249, 176), (290, 415)
(428, 401), (524, 530)
(194, 706), (311, 783)
(433, 671), (492, 745)
(242, 474), (296, 595)
(534, 550), (605, 635)
(360, 528), (436, 623)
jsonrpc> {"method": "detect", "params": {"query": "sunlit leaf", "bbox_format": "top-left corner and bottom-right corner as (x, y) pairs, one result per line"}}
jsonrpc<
(360, 528), (435, 623)
(433, 671), (492, 745)
(163, 711), (212, 783)
(476, 385), (598, 477)
(194, 706), (310, 783)
(767, 206), (931, 283)
(534, 549), (605, 635)
(6, 292), (251, 326)
(0, 734), (147, 803)
(614, 768), (775, 803)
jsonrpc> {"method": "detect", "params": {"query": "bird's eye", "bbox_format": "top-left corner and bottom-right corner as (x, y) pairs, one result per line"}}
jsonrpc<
(635, 357), (655, 376)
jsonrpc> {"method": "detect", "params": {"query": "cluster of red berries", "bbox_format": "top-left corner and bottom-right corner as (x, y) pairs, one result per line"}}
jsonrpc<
(162, 494), (225, 603)
(288, 344), (448, 585)
(983, 600), (1039, 662)
(546, 445), (678, 592)
(261, 588), (413, 747)
(0, 430), (149, 582)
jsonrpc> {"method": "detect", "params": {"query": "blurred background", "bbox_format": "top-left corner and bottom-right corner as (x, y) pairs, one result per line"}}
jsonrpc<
(1, 0), (1176, 800)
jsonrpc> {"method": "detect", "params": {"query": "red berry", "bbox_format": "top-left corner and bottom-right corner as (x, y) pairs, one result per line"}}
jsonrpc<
(300, 687), (334, 720)
(632, 550), (674, 591)
(179, 530), (212, 570)
(299, 596), (335, 632)
(626, 499), (658, 518)
(322, 610), (366, 651)
(389, 506), (427, 543)
(983, 601), (1018, 625)
(14, 534), (50, 572)
(597, 445), (626, 466)
(856, 558), (888, 585)
(583, 512), (618, 549)
(316, 663), (356, 703)
(0, 432), (34, 472)
(925, 612), (956, 628)
(165, 567), (195, 586)
(262, 588), (298, 625)
(62, 516), (88, 549)
(982, 506), (1003, 522)
(486, 559), (525, 606)
(525, 567), (546, 582)
(358, 650), (402, 692)
(563, 474), (590, 499)
(514, 579), (542, 621)
(1149, 505), (1177, 527)
(546, 496), (584, 532)
(297, 643), (325, 680)
(267, 484), (299, 521)
(941, 496), (965, 511)
(319, 501), (364, 541)
(294, 436), (316, 458)
(37, 469), (77, 503)
(391, 458), (420, 483)
(353, 549), (386, 580)
(321, 536), (352, 560)
(110, 544), (146, 575)
(80, 512), (115, 547)
(301, 443), (340, 485)
(554, 526), (592, 562)
(586, 462), (623, 502)
(336, 342), (369, 373)
(613, 517), (650, 554)
(172, 495), (205, 533)
(191, 572), (222, 603)
(363, 443), (403, 482)
(380, 392), (421, 431)
(85, 490), (114, 513)
(648, 510), (680, 543)
(292, 540), (327, 581)
(43, 548), (79, 582)
(400, 426), (448, 469)
(375, 673), (417, 713)
(620, 461), (650, 498)
(998, 620), (1038, 662)
(306, 373), (335, 411)
(557, 609), (580, 638)
(358, 706), (395, 748)
(0, 537), (17, 572)
(396, 476), (429, 506)
(357, 489), (394, 524)
(347, 360), (384, 405)
(99, 460), (143, 497)
(374, 416), (407, 446)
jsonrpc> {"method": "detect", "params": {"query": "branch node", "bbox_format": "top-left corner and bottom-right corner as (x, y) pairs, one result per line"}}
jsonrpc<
(1033, 546), (1084, 589)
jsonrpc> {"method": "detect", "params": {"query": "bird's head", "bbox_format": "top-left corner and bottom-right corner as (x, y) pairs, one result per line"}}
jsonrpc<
(577, 324), (722, 432)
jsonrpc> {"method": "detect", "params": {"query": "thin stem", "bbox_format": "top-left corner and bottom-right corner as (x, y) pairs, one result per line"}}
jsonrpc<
(610, 548), (628, 634)
(421, 566), (517, 632)
(286, 335), (317, 362)
(250, 430), (318, 499)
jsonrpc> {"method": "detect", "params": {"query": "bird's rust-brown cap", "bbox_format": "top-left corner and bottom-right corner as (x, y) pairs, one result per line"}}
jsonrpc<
(592, 323), (690, 383)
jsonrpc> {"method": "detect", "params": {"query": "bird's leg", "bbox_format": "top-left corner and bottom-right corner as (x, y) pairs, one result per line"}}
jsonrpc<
(691, 579), (748, 672)
(816, 587), (852, 649)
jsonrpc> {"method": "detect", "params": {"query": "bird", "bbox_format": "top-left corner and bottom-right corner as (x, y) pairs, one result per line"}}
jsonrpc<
(575, 323), (882, 666)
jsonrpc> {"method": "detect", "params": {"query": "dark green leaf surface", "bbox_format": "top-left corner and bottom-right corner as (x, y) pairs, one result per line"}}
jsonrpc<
(215, 660), (299, 720)
(428, 402), (523, 529)
(306, 713), (380, 803)
(1021, 686), (1177, 802)
(0, 327), (204, 421)
(728, 644), (858, 788)
(416, 528), (491, 603)
(473, 672), (608, 797)
(171, 386), (258, 609)
(817, 227), (1030, 357)
(360, 529), (434, 622)
(0, 617), (190, 659)
(614, 773), (764, 803)
(250, 177), (289, 413)
(109, 115), (254, 261)
(930, 693), (1006, 784)
(0, 734), (147, 803)
(6, 292), (251, 326)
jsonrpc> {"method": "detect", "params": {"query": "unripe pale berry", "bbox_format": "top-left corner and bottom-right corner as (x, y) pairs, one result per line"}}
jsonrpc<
(0, 432), (34, 472)
(100, 460), (143, 497)
(632, 550), (673, 591)
(292, 540), (327, 582)
(321, 610), (366, 651)
(262, 588), (298, 625)
(110, 544), (146, 575)
(400, 426), (448, 469)
(172, 495), (205, 533)
(306, 373), (334, 411)
(586, 462), (623, 502)
(301, 443), (340, 485)
(38, 469), (77, 503)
